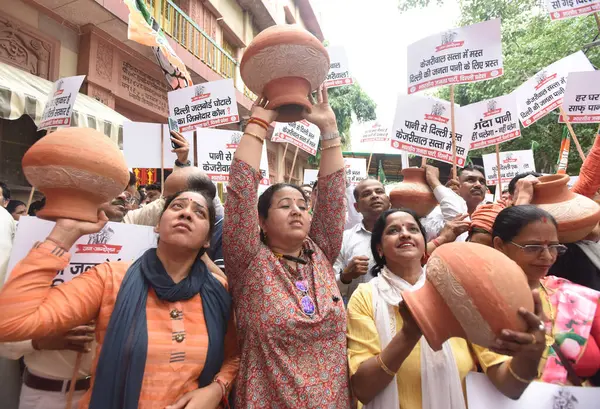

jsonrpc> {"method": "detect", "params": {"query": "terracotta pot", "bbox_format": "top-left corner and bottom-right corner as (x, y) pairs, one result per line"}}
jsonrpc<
(389, 168), (438, 217)
(403, 242), (534, 351)
(531, 174), (600, 243)
(240, 25), (330, 123)
(22, 128), (129, 222)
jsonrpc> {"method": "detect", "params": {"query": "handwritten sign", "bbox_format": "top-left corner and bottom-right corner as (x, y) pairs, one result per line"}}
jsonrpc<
(390, 95), (471, 167)
(559, 71), (600, 123)
(6, 216), (157, 285)
(407, 19), (503, 94)
(167, 79), (239, 132)
(197, 128), (269, 184)
(344, 158), (367, 186)
(271, 120), (321, 156)
(514, 51), (594, 128)
(482, 149), (535, 186)
(544, 0), (600, 20)
(462, 94), (521, 150)
(39, 75), (85, 130)
(324, 46), (354, 89)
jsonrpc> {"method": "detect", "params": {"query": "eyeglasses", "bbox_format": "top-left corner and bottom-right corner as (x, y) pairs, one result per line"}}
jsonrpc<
(509, 241), (567, 256)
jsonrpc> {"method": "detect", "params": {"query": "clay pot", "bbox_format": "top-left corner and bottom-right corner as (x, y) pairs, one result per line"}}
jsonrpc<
(389, 168), (438, 217)
(22, 127), (129, 222)
(531, 174), (600, 243)
(240, 25), (330, 123)
(403, 242), (534, 351)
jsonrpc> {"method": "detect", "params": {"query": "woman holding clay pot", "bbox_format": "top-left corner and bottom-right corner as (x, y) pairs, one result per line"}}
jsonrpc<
(489, 205), (600, 386)
(0, 190), (239, 409)
(346, 208), (546, 409)
(223, 87), (349, 408)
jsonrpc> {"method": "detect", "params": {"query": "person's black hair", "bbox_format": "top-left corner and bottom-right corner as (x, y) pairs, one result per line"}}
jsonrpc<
(353, 177), (381, 201)
(146, 184), (161, 192)
(161, 189), (216, 257)
(312, 181), (318, 189)
(128, 172), (137, 187)
(370, 208), (427, 276)
(0, 182), (10, 202)
(138, 190), (146, 203)
(6, 200), (25, 214)
(258, 183), (307, 243)
(187, 173), (217, 201)
(508, 171), (543, 195)
(458, 164), (485, 178)
(28, 197), (46, 216)
(492, 205), (557, 242)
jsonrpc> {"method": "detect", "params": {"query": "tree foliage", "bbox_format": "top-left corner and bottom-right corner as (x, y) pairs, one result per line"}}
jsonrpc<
(399, 0), (600, 174)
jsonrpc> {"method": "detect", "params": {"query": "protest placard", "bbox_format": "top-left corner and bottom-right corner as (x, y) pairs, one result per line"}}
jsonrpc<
(38, 75), (85, 130)
(482, 149), (535, 186)
(407, 19), (503, 94)
(344, 158), (367, 186)
(303, 169), (319, 185)
(462, 94), (521, 150)
(514, 51), (594, 128)
(349, 120), (397, 155)
(6, 216), (157, 285)
(324, 46), (354, 89)
(168, 79), (239, 131)
(544, 0), (600, 20)
(197, 128), (270, 184)
(271, 120), (321, 155)
(559, 71), (600, 123)
(122, 122), (195, 168)
(390, 95), (471, 167)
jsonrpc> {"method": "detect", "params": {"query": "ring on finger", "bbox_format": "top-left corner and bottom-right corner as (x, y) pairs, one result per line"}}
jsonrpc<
(530, 334), (536, 345)
(538, 321), (545, 331)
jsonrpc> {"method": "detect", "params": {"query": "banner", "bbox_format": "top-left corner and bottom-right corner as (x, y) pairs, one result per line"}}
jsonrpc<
(390, 95), (471, 167)
(324, 46), (354, 89)
(557, 128), (570, 174)
(514, 51), (594, 127)
(482, 149), (535, 186)
(544, 0), (600, 20)
(407, 19), (503, 94)
(197, 128), (270, 184)
(559, 71), (600, 123)
(38, 75), (85, 130)
(463, 94), (521, 150)
(344, 158), (367, 186)
(6, 216), (157, 285)
(168, 79), (239, 132)
(271, 120), (321, 156)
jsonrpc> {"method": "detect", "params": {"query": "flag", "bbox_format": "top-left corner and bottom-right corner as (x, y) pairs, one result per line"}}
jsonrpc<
(378, 159), (386, 183)
(531, 140), (540, 151)
(556, 127), (570, 174)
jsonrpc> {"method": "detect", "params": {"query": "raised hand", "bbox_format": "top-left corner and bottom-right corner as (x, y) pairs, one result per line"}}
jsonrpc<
(303, 86), (337, 132)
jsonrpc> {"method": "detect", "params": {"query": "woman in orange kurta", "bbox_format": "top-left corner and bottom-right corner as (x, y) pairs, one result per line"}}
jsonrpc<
(0, 190), (239, 409)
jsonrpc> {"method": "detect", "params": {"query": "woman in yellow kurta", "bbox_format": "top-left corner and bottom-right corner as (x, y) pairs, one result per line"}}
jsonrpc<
(347, 208), (548, 409)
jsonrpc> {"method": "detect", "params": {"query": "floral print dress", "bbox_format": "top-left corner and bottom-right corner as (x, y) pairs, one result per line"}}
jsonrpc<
(224, 158), (350, 408)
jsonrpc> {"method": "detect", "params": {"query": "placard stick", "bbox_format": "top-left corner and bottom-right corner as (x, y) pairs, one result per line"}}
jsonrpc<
(282, 142), (289, 165)
(160, 130), (165, 195)
(495, 144), (503, 194)
(65, 352), (83, 409)
(25, 187), (36, 214)
(367, 151), (374, 173)
(288, 146), (300, 183)
(559, 106), (586, 162)
(449, 85), (458, 179)
(193, 130), (198, 167)
(594, 12), (600, 33)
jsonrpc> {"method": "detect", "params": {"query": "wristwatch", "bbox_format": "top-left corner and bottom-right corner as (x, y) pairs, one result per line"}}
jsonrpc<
(175, 159), (191, 167)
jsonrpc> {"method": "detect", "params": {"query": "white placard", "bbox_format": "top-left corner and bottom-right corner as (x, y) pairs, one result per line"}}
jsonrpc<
(350, 120), (398, 155)
(514, 51), (594, 128)
(168, 79), (239, 132)
(407, 19), (503, 94)
(390, 95), (471, 167)
(344, 158), (367, 186)
(360, 120), (389, 144)
(303, 169), (319, 185)
(271, 120), (321, 156)
(482, 149), (535, 186)
(545, 0), (600, 20)
(122, 122), (195, 169)
(463, 94), (522, 150)
(38, 75), (85, 130)
(467, 371), (600, 408)
(197, 128), (269, 185)
(6, 216), (157, 285)
(324, 46), (354, 89)
(559, 71), (600, 123)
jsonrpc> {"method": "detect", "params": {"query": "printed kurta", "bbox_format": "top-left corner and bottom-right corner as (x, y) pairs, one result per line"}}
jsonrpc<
(224, 158), (350, 408)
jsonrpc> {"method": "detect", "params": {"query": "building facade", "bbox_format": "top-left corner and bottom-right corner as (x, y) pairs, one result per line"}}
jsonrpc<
(0, 0), (323, 200)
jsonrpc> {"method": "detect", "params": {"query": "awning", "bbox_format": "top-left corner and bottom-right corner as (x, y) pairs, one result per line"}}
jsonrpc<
(0, 62), (127, 144)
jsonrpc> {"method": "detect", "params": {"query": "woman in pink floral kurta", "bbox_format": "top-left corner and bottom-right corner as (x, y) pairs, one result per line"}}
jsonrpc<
(224, 89), (351, 408)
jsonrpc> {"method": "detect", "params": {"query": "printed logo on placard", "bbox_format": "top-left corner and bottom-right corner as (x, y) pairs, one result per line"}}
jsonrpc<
(502, 153), (517, 164)
(534, 70), (558, 90)
(191, 85), (211, 102)
(424, 102), (449, 123)
(435, 30), (464, 52)
(226, 132), (242, 149)
(552, 388), (578, 409)
(75, 225), (123, 254)
(54, 79), (65, 96)
(483, 99), (502, 117)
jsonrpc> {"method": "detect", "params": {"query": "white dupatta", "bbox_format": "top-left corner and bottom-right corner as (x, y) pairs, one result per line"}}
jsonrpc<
(366, 266), (467, 409)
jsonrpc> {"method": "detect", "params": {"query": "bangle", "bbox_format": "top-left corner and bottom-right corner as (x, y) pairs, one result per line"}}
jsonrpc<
(376, 354), (396, 377)
(507, 359), (534, 383)
(248, 118), (269, 131)
(175, 159), (191, 167)
(213, 377), (230, 408)
(244, 131), (264, 144)
(432, 238), (441, 248)
(249, 116), (271, 129)
(321, 131), (340, 141)
(320, 142), (342, 151)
